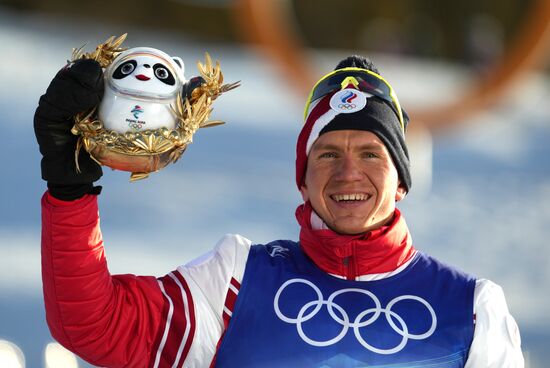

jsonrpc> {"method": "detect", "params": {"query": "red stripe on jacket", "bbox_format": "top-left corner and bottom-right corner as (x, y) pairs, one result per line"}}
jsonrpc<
(211, 277), (241, 367)
(152, 272), (196, 368)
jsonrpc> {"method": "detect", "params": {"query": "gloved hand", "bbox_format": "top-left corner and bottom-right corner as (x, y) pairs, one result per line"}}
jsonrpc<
(34, 59), (104, 200)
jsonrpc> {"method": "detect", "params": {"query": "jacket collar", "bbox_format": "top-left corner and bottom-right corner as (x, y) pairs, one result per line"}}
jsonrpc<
(296, 202), (415, 280)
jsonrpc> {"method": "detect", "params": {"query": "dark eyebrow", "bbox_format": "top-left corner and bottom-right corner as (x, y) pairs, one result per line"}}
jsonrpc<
(310, 143), (341, 152)
(311, 142), (386, 152)
(357, 143), (386, 151)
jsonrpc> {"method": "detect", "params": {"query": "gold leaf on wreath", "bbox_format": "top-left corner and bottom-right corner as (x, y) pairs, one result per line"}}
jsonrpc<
(71, 34), (128, 68)
(200, 120), (225, 128)
(70, 34), (239, 181)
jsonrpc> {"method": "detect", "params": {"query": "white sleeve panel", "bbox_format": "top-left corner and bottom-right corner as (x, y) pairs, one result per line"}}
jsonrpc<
(176, 234), (252, 367)
(465, 279), (524, 368)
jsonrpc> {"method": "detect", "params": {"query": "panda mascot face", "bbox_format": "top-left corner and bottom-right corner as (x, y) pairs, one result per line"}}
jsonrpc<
(98, 47), (186, 133)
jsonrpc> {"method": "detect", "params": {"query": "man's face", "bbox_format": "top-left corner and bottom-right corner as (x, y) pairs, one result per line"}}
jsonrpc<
(301, 130), (406, 235)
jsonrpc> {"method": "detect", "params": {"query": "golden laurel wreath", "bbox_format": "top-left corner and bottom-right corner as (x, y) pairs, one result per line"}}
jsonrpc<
(70, 34), (240, 181)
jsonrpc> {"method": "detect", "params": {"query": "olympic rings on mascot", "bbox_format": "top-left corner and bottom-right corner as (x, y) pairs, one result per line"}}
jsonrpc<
(127, 122), (144, 130)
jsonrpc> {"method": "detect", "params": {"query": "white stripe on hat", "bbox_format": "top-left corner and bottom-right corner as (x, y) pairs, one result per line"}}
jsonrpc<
(305, 108), (340, 154)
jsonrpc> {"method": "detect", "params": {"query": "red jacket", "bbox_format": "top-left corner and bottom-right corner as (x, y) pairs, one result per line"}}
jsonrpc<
(41, 192), (522, 367)
(42, 192), (190, 367)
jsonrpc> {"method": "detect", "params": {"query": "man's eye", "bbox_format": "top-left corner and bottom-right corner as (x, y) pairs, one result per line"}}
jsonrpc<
(319, 152), (337, 159)
(363, 152), (378, 159)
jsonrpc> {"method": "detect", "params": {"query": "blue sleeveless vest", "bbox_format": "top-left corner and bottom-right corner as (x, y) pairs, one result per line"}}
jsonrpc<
(215, 241), (476, 367)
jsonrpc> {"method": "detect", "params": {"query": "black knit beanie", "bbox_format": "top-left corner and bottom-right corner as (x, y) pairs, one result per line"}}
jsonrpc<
(296, 55), (412, 192)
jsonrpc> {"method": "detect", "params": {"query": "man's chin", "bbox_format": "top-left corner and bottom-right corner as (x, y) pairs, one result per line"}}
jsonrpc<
(327, 219), (373, 235)
(328, 214), (395, 235)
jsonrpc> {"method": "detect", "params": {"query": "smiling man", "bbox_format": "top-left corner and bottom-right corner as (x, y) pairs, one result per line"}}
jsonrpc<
(289, 56), (524, 366)
(302, 130), (405, 234)
(36, 55), (524, 367)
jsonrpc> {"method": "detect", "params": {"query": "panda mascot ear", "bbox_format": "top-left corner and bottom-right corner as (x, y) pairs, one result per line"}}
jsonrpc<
(172, 57), (185, 75)
(172, 55), (201, 101)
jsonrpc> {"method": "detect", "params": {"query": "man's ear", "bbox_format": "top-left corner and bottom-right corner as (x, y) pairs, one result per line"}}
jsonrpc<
(395, 183), (407, 202)
(300, 185), (309, 202)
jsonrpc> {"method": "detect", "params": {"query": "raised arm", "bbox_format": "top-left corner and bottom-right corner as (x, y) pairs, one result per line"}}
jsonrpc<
(35, 57), (250, 368)
(41, 191), (251, 367)
(41, 192), (167, 367)
(35, 60), (168, 367)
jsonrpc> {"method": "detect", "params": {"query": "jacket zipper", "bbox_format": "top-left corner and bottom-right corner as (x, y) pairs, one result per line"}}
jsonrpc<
(343, 256), (356, 280)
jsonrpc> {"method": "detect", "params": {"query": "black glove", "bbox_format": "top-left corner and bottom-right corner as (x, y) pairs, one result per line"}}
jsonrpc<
(34, 59), (104, 200)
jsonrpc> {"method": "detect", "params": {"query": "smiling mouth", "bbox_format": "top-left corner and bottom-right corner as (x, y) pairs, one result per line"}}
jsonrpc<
(135, 74), (150, 81)
(331, 193), (370, 202)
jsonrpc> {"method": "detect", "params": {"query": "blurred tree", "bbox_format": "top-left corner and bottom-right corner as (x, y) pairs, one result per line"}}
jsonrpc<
(0, 0), (535, 65)
(292, 0), (531, 64)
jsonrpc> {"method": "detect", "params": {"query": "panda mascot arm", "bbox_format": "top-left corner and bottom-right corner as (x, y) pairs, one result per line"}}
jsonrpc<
(182, 75), (206, 101)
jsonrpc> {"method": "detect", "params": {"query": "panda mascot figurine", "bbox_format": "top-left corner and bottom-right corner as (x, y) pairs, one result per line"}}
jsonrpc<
(69, 35), (237, 181)
(98, 47), (186, 133)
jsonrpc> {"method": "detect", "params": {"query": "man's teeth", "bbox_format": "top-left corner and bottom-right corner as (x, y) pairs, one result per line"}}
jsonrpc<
(332, 194), (369, 202)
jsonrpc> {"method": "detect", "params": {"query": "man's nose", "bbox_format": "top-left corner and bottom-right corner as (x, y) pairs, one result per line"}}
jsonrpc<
(335, 157), (363, 182)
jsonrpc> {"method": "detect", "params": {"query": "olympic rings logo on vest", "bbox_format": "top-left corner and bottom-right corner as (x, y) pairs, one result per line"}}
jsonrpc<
(273, 278), (438, 355)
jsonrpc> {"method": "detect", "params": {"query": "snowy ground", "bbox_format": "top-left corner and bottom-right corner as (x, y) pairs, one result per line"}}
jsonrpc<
(0, 7), (549, 367)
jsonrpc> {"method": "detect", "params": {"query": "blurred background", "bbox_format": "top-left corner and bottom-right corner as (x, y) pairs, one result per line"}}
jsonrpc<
(0, 0), (549, 366)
